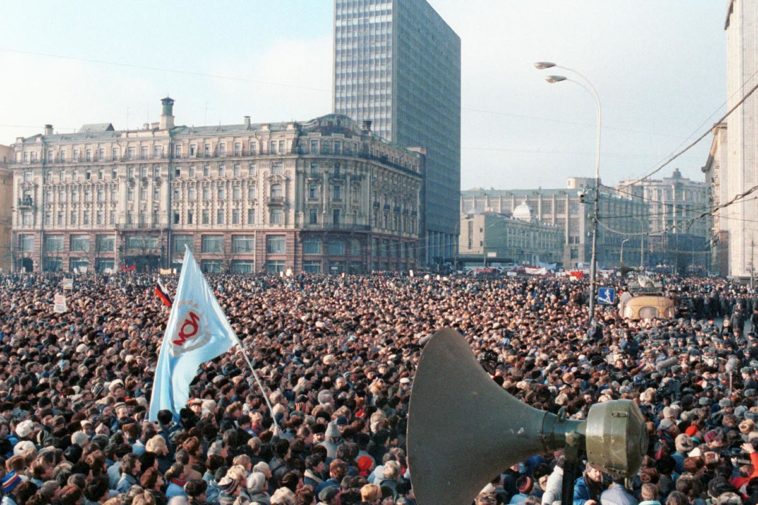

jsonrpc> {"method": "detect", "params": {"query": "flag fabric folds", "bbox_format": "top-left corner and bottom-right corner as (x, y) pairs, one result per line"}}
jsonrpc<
(154, 280), (173, 308)
(148, 247), (239, 421)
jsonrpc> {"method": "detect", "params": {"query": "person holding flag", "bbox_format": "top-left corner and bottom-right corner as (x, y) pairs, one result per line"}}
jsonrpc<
(148, 247), (276, 426)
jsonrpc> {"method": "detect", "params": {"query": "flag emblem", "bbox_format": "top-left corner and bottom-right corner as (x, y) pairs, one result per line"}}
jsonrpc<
(171, 302), (211, 356)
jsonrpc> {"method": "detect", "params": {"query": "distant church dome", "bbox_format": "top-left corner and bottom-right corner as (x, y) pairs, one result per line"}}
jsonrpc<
(513, 201), (533, 222)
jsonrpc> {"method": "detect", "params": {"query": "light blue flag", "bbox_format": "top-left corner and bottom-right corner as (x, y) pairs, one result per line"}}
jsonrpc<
(148, 247), (239, 421)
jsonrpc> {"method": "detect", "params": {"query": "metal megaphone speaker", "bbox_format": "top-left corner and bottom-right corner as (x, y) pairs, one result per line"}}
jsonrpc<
(408, 328), (648, 505)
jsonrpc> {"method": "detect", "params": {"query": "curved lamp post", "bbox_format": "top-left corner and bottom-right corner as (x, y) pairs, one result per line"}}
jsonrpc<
(535, 61), (602, 325)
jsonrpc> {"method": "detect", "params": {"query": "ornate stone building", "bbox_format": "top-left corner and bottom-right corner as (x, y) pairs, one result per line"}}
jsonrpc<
(10, 98), (422, 274)
(458, 207), (564, 266)
(461, 179), (646, 269)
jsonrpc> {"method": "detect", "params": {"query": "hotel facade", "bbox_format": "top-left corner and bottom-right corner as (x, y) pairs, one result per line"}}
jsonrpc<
(10, 98), (423, 274)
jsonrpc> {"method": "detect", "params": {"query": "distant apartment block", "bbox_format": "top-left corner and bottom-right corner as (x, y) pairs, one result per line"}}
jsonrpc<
(461, 178), (647, 269)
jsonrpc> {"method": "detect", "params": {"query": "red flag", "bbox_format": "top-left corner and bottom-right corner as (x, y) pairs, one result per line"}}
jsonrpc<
(154, 280), (173, 308)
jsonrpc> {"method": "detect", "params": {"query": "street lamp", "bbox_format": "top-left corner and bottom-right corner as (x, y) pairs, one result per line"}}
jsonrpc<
(620, 238), (631, 265)
(536, 61), (602, 324)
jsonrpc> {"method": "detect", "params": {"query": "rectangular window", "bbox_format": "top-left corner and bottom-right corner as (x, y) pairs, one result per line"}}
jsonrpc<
(232, 235), (254, 253)
(70, 235), (90, 252)
(19, 235), (34, 252)
(266, 260), (285, 274)
(247, 208), (256, 225)
(233, 143), (242, 156)
(333, 208), (340, 225)
(233, 164), (241, 178)
(270, 209), (283, 225)
(96, 235), (114, 253)
(216, 209), (225, 225)
(95, 258), (114, 273)
(230, 260), (255, 274)
(219, 164), (226, 178)
(175, 145), (183, 158)
(126, 236), (158, 250)
(201, 235), (224, 253)
(233, 186), (241, 200)
(45, 235), (64, 252)
(269, 140), (277, 154)
(309, 208), (318, 224)
(174, 235), (193, 253)
(308, 184), (318, 200)
(202, 210), (209, 225)
(303, 261), (322, 274)
(266, 235), (286, 254)
(44, 257), (62, 272)
(302, 238), (321, 255)
(310, 140), (318, 153)
(271, 162), (283, 175)
(201, 260), (223, 273)
(248, 184), (256, 201)
(232, 209), (240, 225)
(70, 211), (78, 225)
(332, 185), (342, 201)
(327, 240), (345, 256)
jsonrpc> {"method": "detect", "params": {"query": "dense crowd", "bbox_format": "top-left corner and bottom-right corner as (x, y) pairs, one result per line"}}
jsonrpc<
(0, 272), (755, 505)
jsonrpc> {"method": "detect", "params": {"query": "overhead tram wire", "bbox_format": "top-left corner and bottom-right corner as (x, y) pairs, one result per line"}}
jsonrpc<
(618, 79), (758, 189)
(615, 60), (758, 191)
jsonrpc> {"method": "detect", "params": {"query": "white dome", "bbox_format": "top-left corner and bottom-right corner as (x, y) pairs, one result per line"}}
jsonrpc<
(513, 201), (532, 222)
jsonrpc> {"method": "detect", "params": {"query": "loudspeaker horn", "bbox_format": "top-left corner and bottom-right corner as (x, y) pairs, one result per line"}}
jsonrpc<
(408, 328), (647, 505)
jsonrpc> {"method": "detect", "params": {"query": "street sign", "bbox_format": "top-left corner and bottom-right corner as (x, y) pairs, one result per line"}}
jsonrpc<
(597, 287), (616, 305)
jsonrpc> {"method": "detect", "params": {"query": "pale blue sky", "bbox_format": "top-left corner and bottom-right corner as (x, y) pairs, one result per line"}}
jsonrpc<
(0, 1), (728, 189)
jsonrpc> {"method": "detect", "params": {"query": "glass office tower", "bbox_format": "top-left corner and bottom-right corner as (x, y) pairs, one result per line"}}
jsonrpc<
(333, 0), (461, 266)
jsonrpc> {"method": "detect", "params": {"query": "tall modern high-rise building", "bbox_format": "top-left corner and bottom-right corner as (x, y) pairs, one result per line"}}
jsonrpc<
(333, 0), (461, 266)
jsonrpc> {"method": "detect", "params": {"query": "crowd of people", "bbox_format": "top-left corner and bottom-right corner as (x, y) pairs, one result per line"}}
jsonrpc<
(0, 271), (755, 505)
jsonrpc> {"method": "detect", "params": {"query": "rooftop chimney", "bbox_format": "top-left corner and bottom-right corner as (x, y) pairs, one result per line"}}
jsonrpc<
(44, 124), (53, 135)
(160, 97), (175, 130)
(244, 115), (251, 129)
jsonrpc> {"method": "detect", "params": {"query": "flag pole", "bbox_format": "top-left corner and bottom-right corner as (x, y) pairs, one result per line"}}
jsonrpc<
(235, 340), (280, 432)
